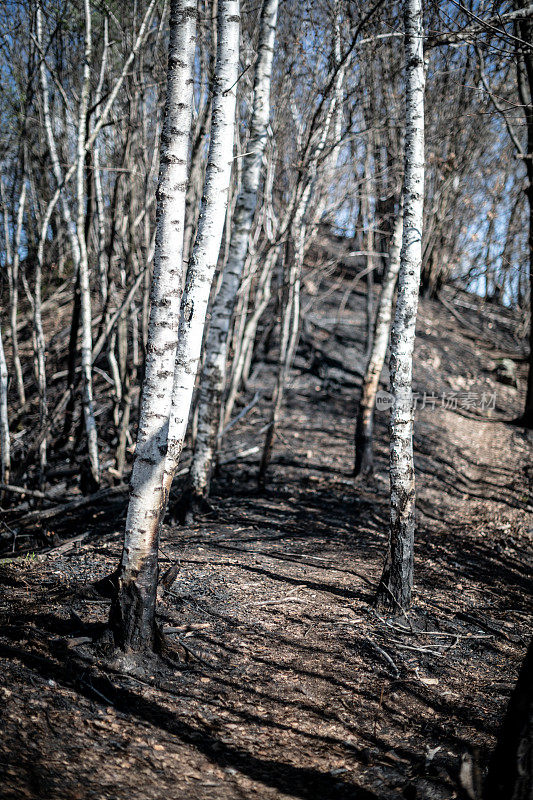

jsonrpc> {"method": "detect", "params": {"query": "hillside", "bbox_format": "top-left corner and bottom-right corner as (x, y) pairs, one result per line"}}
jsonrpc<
(0, 270), (531, 800)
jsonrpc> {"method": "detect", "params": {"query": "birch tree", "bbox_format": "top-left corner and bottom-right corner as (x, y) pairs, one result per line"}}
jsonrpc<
(258, 18), (346, 485)
(76, 0), (100, 485)
(112, 0), (240, 655)
(0, 325), (9, 484)
(162, 0), (240, 512)
(187, 0), (278, 511)
(375, 0), (425, 612)
(513, 1), (533, 429)
(109, 0), (198, 654)
(354, 204), (403, 478)
(2, 177), (27, 407)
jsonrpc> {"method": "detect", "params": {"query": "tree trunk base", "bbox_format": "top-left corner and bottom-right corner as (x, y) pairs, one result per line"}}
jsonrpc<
(170, 486), (213, 525)
(354, 411), (375, 479)
(374, 581), (403, 615)
(353, 446), (375, 481)
(484, 637), (533, 800)
(94, 626), (165, 675)
(509, 412), (533, 431)
(374, 559), (410, 615)
(109, 558), (158, 654)
(90, 567), (120, 598)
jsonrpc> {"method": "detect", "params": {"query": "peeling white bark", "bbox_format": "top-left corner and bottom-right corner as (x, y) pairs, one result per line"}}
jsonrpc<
(377, 0), (425, 612)
(164, 0), (241, 499)
(76, 0), (100, 484)
(189, 0), (278, 502)
(354, 205), (403, 477)
(111, 0), (198, 652)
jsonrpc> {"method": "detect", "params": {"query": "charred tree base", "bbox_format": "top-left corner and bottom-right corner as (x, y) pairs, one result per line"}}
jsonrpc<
(353, 427), (374, 480)
(93, 626), (168, 678)
(170, 485), (214, 525)
(509, 410), (533, 431)
(374, 552), (413, 616)
(374, 580), (406, 615)
(91, 567), (120, 598)
(108, 560), (158, 655)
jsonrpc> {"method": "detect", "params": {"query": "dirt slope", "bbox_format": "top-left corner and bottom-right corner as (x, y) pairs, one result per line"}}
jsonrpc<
(0, 277), (531, 800)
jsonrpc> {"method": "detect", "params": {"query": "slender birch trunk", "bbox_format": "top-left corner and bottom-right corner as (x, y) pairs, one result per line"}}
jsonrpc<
(0, 325), (10, 484)
(164, 0), (240, 496)
(76, 0), (100, 485)
(182, 0), (218, 268)
(255, 214), (312, 490)
(93, 16), (110, 305)
(36, 3), (81, 272)
(258, 234), (301, 486)
(375, 0), (425, 613)
(110, 0), (198, 654)
(354, 204), (403, 478)
(223, 144), (281, 421)
(5, 180), (27, 406)
(34, 215), (48, 477)
(362, 146), (375, 360)
(183, 101), (212, 272)
(258, 24), (344, 484)
(516, 5), (533, 428)
(188, 0), (278, 507)
(223, 245), (277, 423)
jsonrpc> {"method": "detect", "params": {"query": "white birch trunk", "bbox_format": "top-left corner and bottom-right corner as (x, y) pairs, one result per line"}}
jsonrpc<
(0, 324), (10, 484)
(76, 0), (100, 485)
(36, 3), (81, 271)
(354, 205), (403, 477)
(376, 0), (425, 613)
(1, 177), (26, 409)
(8, 181), (27, 406)
(223, 142), (280, 422)
(258, 36), (344, 483)
(34, 214), (48, 476)
(93, 16), (109, 305)
(188, 0), (278, 504)
(223, 245), (277, 424)
(164, 0), (240, 497)
(110, 0), (198, 653)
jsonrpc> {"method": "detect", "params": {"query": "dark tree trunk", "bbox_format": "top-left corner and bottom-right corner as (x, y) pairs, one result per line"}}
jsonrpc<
(109, 549), (159, 652)
(516, 4), (533, 429)
(484, 637), (533, 800)
(61, 273), (82, 442)
(354, 407), (375, 478)
(523, 177), (533, 429)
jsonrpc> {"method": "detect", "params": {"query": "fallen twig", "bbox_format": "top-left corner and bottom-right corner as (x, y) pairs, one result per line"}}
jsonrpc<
(363, 635), (400, 678)
(0, 532), (90, 563)
(388, 638), (446, 657)
(220, 392), (261, 438)
(7, 485), (127, 527)
(0, 483), (67, 501)
(252, 584), (308, 606)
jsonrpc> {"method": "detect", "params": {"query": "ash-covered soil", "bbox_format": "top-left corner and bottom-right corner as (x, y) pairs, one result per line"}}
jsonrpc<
(1, 275), (531, 800)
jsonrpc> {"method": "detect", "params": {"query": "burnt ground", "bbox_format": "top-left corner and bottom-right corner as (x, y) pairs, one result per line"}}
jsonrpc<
(0, 274), (532, 800)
